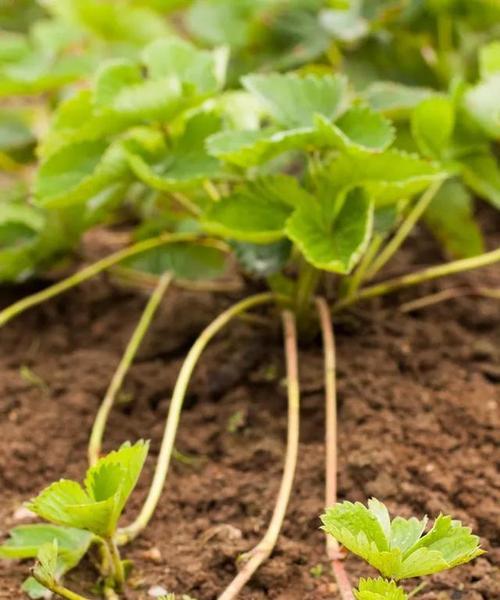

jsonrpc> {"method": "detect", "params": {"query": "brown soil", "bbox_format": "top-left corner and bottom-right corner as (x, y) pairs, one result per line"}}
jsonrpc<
(0, 219), (499, 600)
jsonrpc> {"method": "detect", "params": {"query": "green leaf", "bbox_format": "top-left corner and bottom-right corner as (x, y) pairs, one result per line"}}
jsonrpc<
(5, 525), (93, 598)
(0, 524), (92, 562)
(204, 175), (312, 242)
(26, 480), (90, 527)
(411, 96), (455, 159)
(26, 480), (117, 537)
(286, 187), (374, 274)
(424, 179), (484, 258)
(315, 108), (395, 153)
(389, 517), (427, 555)
(206, 127), (313, 168)
(363, 82), (434, 119)
(232, 239), (292, 277)
(464, 75), (500, 140)
(401, 514), (485, 576)
(126, 112), (223, 190)
(84, 440), (149, 521)
(479, 41), (500, 79)
(323, 150), (446, 206)
(208, 109), (394, 169)
(354, 578), (407, 600)
(47, 0), (171, 47)
(242, 72), (347, 128)
(27, 441), (149, 537)
(142, 38), (228, 95)
(321, 500), (389, 556)
(124, 243), (227, 281)
(0, 53), (92, 97)
(23, 577), (55, 599)
(321, 499), (484, 581)
(461, 153), (500, 209)
(32, 541), (58, 589)
(93, 59), (186, 122)
(36, 140), (130, 208)
(38, 90), (127, 158)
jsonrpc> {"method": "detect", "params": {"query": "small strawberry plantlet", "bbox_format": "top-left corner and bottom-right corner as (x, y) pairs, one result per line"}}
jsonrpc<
(0, 441), (149, 599)
(321, 498), (484, 600)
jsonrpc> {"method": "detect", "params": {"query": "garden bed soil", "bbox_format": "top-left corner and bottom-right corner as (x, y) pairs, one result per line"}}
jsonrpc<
(0, 220), (499, 600)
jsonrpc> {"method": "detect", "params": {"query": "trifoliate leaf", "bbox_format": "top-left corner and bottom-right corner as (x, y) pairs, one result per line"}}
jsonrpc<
(461, 153), (500, 210)
(464, 75), (500, 140)
(203, 175), (313, 243)
(424, 179), (484, 258)
(126, 112), (223, 190)
(142, 38), (228, 94)
(27, 441), (149, 537)
(354, 578), (407, 600)
(242, 72), (347, 128)
(323, 150), (446, 206)
(124, 243), (227, 281)
(32, 541), (58, 589)
(286, 187), (373, 274)
(411, 96), (455, 159)
(363, 82), (433, 119)
(321, 499), (484, 581)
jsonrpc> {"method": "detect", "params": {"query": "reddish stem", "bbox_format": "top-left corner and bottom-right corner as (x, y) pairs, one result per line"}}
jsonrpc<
(316, 297), (355, 600)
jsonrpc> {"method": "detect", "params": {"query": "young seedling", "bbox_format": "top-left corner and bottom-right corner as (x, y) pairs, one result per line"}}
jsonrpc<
(321, 498), (484, 599)
(0, 441), (149, 599)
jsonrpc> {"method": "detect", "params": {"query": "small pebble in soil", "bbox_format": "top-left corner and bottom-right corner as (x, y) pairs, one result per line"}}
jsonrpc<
(139, 547), (163, 563)
(148, 585), (168, 597)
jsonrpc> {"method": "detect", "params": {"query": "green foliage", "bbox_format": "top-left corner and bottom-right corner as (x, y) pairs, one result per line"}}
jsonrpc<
(321, 498), (484, 581)
(0, 442), (148, 597)
(354, 578), (407, 600)
(0, 525), (93, 599)
(242, 73), (347, 129)
(424, 179), (484, 258)
(204, 175), (313, 243)
(0, 0), (498, 300)
(28, 440), (149, 537)
(32, 540), (59, 589)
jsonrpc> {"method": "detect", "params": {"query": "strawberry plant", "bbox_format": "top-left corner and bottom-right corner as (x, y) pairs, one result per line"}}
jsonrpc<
(0, 1), (498, 599)
(321, 498), (484, 599)
(0, 441), (149, 599)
